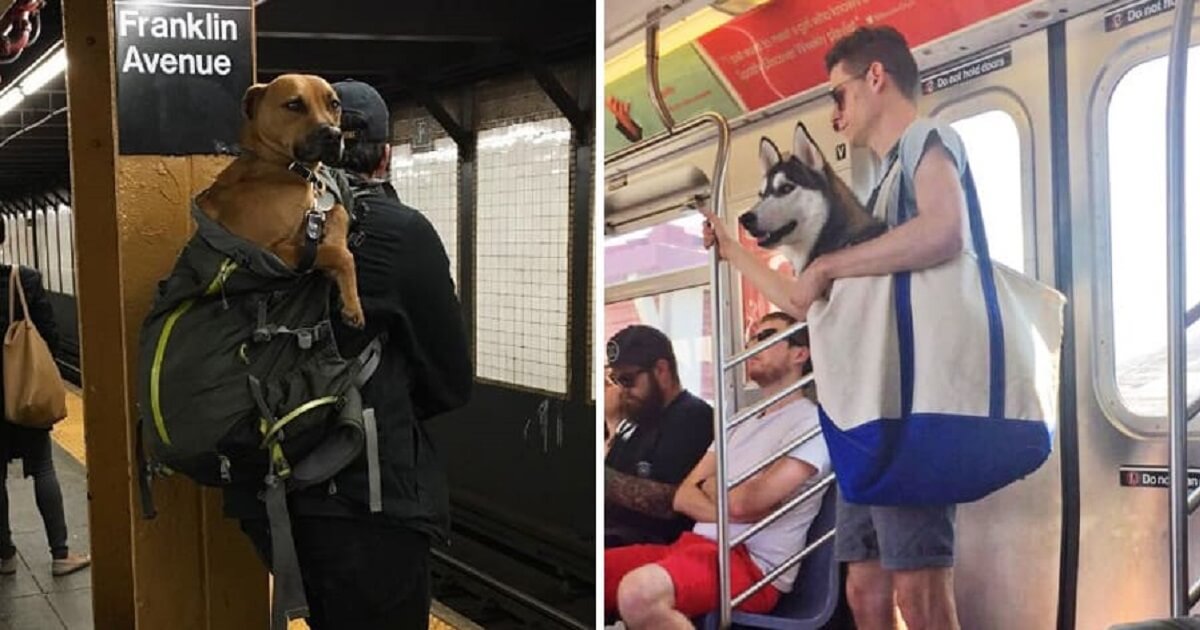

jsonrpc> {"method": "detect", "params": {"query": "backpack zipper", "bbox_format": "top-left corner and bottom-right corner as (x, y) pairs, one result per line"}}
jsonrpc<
(149, 258), (239, 446)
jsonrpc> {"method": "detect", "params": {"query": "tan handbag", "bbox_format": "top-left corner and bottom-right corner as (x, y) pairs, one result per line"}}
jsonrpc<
(4, 266), (67, 428)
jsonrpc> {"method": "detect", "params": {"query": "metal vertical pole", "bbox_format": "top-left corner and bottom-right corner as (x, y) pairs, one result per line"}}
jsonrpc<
(1165, 0), (1194, 617)
(643, 14), (733, 627)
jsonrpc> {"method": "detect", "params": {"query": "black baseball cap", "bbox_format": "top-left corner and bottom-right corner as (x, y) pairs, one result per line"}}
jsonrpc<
(332, 79), (390, 143)
(606, 325), (675, 370)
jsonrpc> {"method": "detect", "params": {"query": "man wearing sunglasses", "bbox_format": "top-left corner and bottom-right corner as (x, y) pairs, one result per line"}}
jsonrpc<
(604, 325), (714, 549)
(605, 312), (830, 628)
(703, 25), (970, 630)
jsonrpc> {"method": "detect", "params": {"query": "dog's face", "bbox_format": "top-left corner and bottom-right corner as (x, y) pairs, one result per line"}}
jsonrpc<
(241, 74), (344, 165)
(739, 125), (831, 266)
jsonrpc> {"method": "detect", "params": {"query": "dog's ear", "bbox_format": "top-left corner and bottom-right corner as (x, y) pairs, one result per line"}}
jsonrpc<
(793, 122), (826, 171)
(759, 137), (782, 172)
(242, 83), (268, 120)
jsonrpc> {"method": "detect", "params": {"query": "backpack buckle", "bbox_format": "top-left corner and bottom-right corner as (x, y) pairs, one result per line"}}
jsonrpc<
(296, 329), (313, 350)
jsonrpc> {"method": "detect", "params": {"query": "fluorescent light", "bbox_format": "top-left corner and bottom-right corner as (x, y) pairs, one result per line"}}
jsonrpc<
(0, 90), (23, 117)
(18, 47), (66, 96)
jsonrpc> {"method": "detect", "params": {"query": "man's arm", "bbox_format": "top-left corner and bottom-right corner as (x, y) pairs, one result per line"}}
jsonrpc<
(703, 141), (965, 321)
(788, 142), (965, 319)
(721, 457), (818, 523)
(812, 142), (964, 280)
(679, 453), (818, 524)
(672, 451), (717, 522)
(393, 212), (473, 419)
(606, 466), (681, 520)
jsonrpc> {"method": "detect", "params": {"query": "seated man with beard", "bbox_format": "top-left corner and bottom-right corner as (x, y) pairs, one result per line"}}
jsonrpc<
(604, 312), (831, 628)
(604, 325), (714, 548)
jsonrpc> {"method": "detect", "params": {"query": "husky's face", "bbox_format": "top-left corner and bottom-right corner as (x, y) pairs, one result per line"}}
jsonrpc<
(739, 126), (830, 268)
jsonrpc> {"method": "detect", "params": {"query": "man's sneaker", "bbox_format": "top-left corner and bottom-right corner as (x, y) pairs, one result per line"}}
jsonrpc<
(51, 553), (90, 577)
(0, 555), (15, 575)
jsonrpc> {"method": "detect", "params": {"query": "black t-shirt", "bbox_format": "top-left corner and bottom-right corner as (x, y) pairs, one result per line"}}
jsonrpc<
(605, 389), (713, 546)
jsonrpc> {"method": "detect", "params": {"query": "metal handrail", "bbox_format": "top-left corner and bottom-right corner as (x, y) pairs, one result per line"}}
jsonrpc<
(729, 372), (816, 429)
(1165, 0), (1194, 617)
(646, 19), (677, 133)
(730, 425), (822, 489)
(732, 475), (837, 547)
(732, 529), (836, 609)
(723, 321), (809, 371)
(630, 15), (736, 627)
(727, 374), (815, 433)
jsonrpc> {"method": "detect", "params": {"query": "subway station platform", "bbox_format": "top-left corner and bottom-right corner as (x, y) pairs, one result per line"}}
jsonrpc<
(0, 387), (475, 630)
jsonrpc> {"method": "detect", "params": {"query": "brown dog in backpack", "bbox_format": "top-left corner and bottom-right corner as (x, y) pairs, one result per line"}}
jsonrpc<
(197, 74), (364, 328)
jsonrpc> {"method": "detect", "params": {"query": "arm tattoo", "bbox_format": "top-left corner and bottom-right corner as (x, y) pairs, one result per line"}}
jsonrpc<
(604, 467), (678, 520)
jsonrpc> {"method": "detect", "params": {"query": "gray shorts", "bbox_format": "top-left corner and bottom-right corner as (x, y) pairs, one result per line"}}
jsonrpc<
(834, 494), (956, 571)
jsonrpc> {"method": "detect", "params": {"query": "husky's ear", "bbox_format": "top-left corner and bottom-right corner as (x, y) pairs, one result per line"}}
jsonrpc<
(759, 137), (782, 172)
(793, 122), (825, 171)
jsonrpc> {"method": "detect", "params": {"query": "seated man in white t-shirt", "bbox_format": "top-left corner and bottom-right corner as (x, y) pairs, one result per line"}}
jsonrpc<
(603, 311), (832, 629)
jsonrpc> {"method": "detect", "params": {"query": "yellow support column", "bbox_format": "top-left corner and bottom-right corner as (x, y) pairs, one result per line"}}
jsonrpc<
(61, 1), (268, 628)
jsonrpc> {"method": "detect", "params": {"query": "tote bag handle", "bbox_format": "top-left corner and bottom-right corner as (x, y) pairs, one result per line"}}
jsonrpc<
(893, 159), (1005, 418)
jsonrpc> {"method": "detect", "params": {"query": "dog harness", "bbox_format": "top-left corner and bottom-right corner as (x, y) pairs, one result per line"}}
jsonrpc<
(287, 161), (340, 273)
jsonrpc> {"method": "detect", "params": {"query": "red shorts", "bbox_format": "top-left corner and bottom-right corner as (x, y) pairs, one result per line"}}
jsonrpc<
(604, 531), (781, 617)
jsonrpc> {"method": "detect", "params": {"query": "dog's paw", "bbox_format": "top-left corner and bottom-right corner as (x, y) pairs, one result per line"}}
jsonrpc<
(341, 306), (366, 329)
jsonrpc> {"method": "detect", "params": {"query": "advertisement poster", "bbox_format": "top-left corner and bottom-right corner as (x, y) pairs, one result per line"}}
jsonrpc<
(696, 0), (1029, 110)
(604, 44), (744, 153)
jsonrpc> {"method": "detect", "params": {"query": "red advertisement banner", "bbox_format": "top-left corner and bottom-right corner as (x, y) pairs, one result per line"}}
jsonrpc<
(696, 0), (1030, 111)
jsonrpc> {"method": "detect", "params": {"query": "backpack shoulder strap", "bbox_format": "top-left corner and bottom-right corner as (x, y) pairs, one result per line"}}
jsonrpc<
(353, 332), (388, 388)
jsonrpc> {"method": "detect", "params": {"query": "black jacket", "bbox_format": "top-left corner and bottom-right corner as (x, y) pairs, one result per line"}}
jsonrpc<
(225, 180), (473, 539)
(0, 266), (60, 460)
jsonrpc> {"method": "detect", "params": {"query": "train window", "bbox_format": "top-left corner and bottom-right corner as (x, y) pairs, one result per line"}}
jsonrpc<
(604, 286), (713, 402)
(45, 208), (60, 292)
(604, 214), (707, 285)
(58, 205), (74, 296)
(949, 110), (1026, 273)
(1105, 48), (1200, 419)
(390, 138), (459, 284)
(475, 117), (572, 394)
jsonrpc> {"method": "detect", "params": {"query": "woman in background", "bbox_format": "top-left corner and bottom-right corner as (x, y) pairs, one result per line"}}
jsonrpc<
(0, 219), (89, 578)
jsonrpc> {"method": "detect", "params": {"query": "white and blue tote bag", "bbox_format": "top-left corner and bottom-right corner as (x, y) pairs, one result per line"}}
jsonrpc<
(807, 160), (1066, 505)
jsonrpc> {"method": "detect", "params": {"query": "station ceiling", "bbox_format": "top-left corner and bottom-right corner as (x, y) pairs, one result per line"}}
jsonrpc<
(0, 0), (594, 201)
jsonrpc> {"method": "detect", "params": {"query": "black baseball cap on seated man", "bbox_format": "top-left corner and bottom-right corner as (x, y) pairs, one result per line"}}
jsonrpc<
(331, 79), (390, 144)
(606, 324), (677, 374)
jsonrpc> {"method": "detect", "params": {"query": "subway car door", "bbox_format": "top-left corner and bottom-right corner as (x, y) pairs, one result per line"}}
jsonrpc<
(1065, 2), (1200, 627)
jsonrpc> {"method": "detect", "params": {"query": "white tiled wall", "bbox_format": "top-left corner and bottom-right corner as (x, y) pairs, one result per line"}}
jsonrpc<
(475, 117), (572, 394)
(391, 138), (459, 283)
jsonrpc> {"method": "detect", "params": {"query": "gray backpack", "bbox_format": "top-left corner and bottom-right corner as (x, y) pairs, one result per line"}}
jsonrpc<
(135, 168), (381, 629)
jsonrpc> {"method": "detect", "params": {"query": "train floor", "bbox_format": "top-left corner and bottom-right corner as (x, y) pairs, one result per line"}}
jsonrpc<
(0, 387), (477, 630)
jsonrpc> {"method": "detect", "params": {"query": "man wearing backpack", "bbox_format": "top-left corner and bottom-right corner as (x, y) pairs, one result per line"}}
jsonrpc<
(229, 79), (473, 629)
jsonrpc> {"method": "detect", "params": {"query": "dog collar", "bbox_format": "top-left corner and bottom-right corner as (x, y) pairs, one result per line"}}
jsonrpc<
(287, 161), (322, 185)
